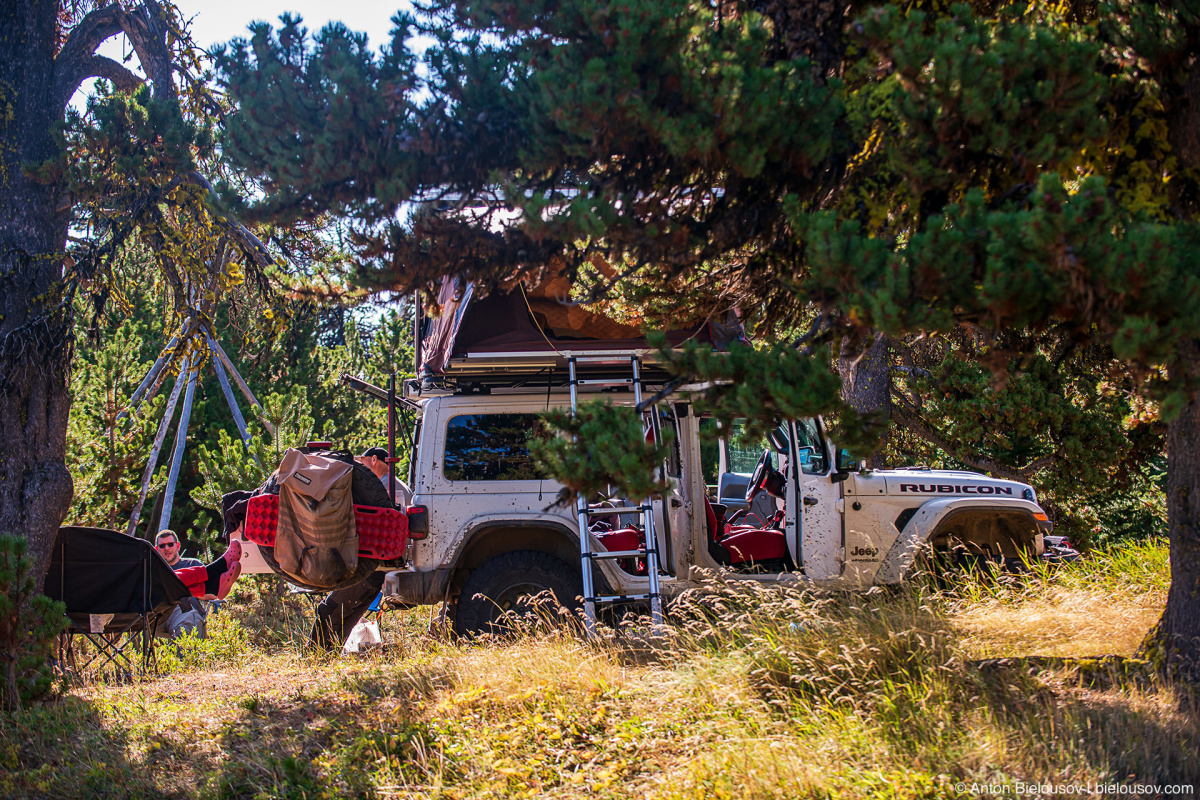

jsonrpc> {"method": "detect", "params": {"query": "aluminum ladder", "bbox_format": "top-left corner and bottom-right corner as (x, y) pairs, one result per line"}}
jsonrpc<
(568, 354), (665, 635)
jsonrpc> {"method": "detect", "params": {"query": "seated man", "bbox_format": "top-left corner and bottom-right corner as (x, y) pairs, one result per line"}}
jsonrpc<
(154, 529), (206, 638)
(155, 529), (202, 571)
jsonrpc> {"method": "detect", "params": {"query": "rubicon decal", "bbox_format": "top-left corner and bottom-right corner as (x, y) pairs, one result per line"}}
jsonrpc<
(899, 484), (1013, 495)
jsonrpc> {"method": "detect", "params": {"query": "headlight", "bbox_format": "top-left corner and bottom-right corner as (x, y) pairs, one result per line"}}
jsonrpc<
(1022, 487), (1037, 503)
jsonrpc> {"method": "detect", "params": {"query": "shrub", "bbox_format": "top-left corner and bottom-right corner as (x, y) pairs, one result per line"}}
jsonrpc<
(0, 535), (65, 711)
(156, 610), (250, 674)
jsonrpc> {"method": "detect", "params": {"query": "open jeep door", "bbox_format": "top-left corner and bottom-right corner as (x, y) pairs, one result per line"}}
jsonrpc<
(715, 421), (786, 526)
(790, 417), (844, 581)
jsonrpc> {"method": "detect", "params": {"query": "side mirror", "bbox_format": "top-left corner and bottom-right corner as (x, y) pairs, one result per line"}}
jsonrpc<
(767, 428), (789, 453)
(832, 448), (858, 483)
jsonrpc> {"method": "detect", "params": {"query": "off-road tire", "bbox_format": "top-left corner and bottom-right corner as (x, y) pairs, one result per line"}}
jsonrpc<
(453, 550), (582, 638)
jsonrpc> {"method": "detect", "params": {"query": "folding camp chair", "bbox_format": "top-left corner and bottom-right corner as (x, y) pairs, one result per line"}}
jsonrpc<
(44, 526), (192, 681)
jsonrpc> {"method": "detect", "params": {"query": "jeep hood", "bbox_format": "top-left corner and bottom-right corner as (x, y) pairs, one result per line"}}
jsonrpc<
(872, 469), (1034, 499)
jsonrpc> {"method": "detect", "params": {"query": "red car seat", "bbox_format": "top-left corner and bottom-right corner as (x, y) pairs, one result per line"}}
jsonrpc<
(703, 495), (787, 567)
(594, 526), (647, 575)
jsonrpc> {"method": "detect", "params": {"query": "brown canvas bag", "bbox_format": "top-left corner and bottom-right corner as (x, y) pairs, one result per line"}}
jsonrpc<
(274, 449), (359, 587)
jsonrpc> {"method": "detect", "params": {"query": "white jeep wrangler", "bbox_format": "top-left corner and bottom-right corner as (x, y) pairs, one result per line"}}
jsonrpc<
(379, 384), (1051, 636)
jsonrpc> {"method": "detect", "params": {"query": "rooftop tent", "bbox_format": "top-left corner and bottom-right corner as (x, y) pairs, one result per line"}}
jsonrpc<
(419, 275), (746, 379)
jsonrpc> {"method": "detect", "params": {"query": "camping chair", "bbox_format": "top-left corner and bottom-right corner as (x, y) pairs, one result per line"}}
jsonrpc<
(44, 526), (191, 681)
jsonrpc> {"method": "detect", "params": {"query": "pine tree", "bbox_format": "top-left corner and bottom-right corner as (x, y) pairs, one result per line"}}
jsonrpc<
(0, 536), (65, 711)
(66, 321), (167, 530)
(1, 1), (275, 590)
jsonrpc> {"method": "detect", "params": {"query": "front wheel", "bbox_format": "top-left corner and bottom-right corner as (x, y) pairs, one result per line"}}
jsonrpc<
(453, 550), (582, 637)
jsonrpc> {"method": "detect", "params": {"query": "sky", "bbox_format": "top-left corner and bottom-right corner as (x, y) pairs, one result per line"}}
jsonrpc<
(90, 0), (413, 76)
(173, 0), (409, 52)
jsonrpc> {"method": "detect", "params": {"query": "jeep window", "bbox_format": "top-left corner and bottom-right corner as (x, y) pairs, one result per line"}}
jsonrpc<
(697, 417), (721, 487)
(443, 414), (548, 481)
(795, 417), (828, 474)
(658, 407), (682, 478)
(722, 419), (791, 473)
(726, 424), (774, 473)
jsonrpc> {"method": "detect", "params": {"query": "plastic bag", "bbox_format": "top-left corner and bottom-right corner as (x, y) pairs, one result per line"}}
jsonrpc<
(343, 619), (381, 653)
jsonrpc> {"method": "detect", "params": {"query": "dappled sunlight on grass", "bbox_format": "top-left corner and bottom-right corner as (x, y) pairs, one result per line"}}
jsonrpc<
(2, 538), (1196, 798)
(948, 538), (1168, 659)
(952, 586), (1164, 658)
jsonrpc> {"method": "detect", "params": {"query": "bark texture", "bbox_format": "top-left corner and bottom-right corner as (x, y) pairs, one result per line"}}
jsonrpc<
(1153, 11), (1200, 680)
(0, 1), (76, 586)
(1160, 359), (1200, 680)
(837, 332), (891, 468)
(0, 1), (178, 587)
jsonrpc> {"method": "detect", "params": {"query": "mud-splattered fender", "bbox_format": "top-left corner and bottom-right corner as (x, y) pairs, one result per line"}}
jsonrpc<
(873, 498), (1048, 584)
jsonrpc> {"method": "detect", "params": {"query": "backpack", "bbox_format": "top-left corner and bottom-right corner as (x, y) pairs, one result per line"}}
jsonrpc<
(274, 449), (359, 588)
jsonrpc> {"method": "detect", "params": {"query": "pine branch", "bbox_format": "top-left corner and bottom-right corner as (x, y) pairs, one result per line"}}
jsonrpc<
(179, 172), (273, 267)
(890, 398), (1046, 482)
(53, 5), (126, 110)
(116, 0), (175, 102)
(53, 1), (176, 110)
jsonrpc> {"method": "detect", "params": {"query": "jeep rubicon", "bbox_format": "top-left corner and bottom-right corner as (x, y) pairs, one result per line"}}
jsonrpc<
(375, 386), (1051, 636)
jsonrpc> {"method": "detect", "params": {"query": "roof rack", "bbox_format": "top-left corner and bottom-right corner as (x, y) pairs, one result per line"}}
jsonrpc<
(408, 347), (680, 396)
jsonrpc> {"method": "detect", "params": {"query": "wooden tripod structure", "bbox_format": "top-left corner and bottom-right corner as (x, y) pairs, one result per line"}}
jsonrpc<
(121, 320), (273, 538)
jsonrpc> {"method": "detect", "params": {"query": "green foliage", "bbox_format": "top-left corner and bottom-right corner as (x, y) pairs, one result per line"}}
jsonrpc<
(0, 537), (65, 712)
(303, 310), (416, 460)
(802, 173), (1200, 374)
(66, 320), (166, 530)
(660, 337), (885, 457)
(215, 0), (839, 295)
(215, 12), (422, 226)
(155, 612), (250, 676)
(842, 4), (1108, 229)
(189, 308), (417, 528)
(60, 55), (269, 353)
(886, 336), (1165, 544)
(531, 401), (673, 502)
(190, 387), (315, 517)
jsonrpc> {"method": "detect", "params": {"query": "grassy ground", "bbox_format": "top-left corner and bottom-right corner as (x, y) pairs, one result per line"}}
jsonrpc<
(1, 538), (1196, 799)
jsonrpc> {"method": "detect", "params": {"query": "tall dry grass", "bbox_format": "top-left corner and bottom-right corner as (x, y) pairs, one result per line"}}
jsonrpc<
(5, 538), (1196, 799)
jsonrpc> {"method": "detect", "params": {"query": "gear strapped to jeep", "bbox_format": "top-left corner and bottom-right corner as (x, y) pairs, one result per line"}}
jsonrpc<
(273, 449), (360, 588)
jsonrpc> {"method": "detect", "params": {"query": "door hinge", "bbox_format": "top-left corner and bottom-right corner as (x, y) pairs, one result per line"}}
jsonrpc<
(834, 498), (846, 513)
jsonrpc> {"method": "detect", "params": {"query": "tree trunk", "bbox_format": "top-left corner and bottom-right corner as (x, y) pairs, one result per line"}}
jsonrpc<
(0, 2), (76, 586)
(837, 331), (891, 468)
(1156, 15), (1200, 681)
(1157, 374), (1200, 681)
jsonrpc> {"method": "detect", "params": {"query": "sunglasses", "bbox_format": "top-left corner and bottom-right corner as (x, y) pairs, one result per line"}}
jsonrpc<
(156, 542), (178, 549)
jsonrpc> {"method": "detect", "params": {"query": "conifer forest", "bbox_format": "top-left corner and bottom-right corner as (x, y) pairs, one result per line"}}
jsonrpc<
(2, 1), (1200, 797)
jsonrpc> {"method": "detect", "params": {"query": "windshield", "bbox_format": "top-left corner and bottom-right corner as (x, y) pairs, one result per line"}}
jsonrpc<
(723, 418), (827, 475)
